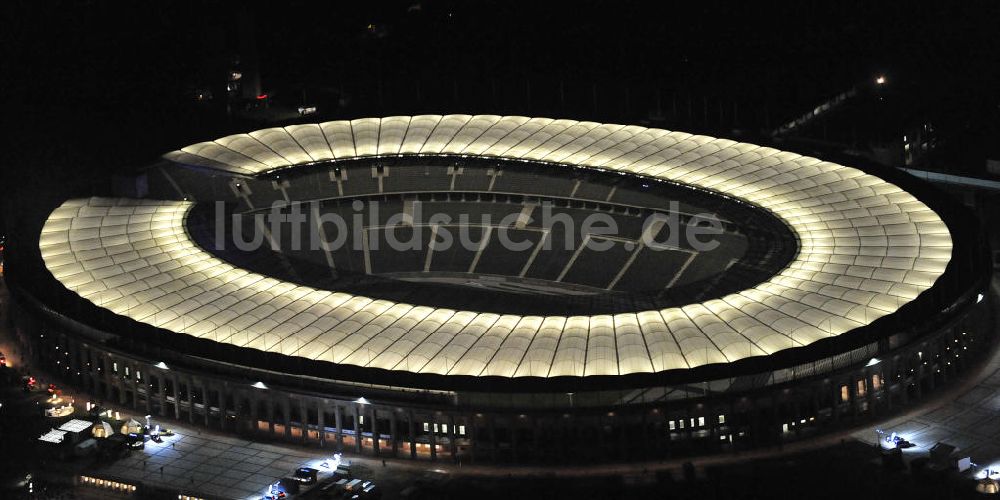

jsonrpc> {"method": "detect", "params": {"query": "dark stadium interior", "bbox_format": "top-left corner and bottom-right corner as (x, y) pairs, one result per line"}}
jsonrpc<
(183, 158), (796, 316)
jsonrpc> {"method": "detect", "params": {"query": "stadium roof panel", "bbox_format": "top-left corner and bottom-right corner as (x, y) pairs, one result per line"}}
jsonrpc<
(42, 116), (953, 378)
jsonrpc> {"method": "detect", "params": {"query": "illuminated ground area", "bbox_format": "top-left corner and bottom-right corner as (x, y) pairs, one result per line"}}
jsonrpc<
(852, 281), (1000, 477)
(96, 431), (323, 500)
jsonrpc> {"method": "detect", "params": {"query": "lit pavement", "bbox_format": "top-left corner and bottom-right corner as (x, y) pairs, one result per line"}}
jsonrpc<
(98, 431), (347, 500)
(851, 279), (1000, 478)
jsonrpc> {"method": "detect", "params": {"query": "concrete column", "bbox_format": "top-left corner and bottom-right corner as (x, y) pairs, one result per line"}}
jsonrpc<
(334, 404), (344, 450)
(157, 372), (167, 418)
(686, 407), (695, 441)
(103, 353), (114, 402)
(850, 376), (860, 418)
(144, 365), (152, 416)
(617, 414), (627, 460)
(808, 391), (820, 428)
(218, 384), (227, 430)
(283, 398), (292, 439)
(317, 402), (326, 448)
(267, 397), (276, 435)
(130, 363), (140, 411)
(916, 361), (926, 398)
(64, 339), (77, 382)
(640, 411), (649, 458)
(300, 399), (309, 444)
(171, 374), (181, 420)
(94, 350), (110, 396)
(371, 408), (380, 456)
(89, 350), (100, 398)
(79, 344), (89, 389)
(468, 414), (477, 464)
(511, 416), (519, 463)
(831, 382), (840, 422)
(98, 355), (108, 402)
(489, 416), (497, 462)
(88, 348), (101, 397)
(773, 398), (784, 439)
(117, 360), (128, 406)
(389, 411), (398, 457)
(429, 418), (437, 461)
(746, 398), (762, 448)
(408, 411), (417, 459)
(203, 381), (211, 427)
(81, 344), (92, 394)
(190, 378), (200, 425)
(187, 377), (196, 424)
(248, 391), (259, 435)
(884, 358), (896, 411)
(899, 356), (911, 406)
(865, 369), (877, 416)
(122, 361), (131, 409)
(70, 341), (82, 386)
(596, 414), (605, 451)
(104, 354), (115, 402)
(353, 405), (362, 453)
(77, 344), (88, 389)
(448, 415), (458, 461)
(649, 410), (661, 456)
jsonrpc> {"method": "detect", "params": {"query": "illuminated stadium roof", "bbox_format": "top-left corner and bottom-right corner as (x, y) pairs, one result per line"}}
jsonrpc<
(39, 116), (953, 377)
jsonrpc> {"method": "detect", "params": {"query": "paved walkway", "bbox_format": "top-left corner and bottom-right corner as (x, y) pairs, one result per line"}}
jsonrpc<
(100, 431), (336, 500)
(851, 281), (1000, 478)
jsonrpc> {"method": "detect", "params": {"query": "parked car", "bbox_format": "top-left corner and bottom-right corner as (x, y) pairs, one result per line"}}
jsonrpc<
(291, 467), (318, 484)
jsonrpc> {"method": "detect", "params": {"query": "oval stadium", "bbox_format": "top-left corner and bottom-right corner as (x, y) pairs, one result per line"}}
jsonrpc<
(7, 115), (993, 465)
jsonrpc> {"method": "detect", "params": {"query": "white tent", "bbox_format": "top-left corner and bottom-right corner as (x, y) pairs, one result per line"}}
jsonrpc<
(120, 418), (143, 435)
(92, 420), (114, 438)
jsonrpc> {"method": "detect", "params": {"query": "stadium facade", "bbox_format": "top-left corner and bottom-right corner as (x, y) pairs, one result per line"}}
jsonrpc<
(7, 116), (993, 464)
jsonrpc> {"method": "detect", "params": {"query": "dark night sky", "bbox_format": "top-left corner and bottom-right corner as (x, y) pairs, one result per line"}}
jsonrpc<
(1, 1), (997, 203)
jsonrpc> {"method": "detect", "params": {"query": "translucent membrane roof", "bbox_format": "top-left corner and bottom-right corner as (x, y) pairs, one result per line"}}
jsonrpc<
(41, 116), (952, 377)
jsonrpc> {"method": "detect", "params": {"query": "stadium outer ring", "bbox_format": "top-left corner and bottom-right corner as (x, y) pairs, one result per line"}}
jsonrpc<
(31, 117), (951, 390)
(6, 119), (992, 464)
